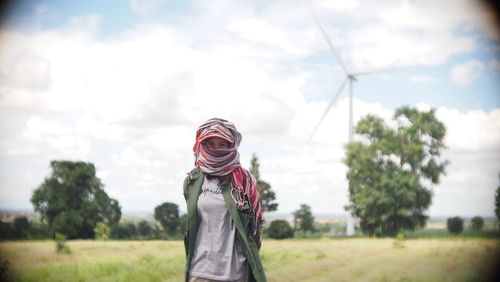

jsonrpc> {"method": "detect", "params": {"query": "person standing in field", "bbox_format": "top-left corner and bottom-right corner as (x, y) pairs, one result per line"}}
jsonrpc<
(183, 118), (267, 282)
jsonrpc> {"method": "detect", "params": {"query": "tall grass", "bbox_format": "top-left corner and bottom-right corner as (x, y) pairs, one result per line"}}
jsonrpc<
(1, 238), (498, 281)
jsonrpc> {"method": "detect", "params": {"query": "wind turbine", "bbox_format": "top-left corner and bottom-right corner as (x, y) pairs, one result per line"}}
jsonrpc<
(308, 15), (400, 236)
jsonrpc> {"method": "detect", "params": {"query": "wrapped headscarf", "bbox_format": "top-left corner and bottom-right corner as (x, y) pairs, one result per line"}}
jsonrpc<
(192, 118), (262, 236)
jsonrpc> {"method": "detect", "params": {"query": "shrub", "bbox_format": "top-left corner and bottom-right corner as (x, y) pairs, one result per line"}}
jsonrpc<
(447, 216), (464, 235)
(54, 232), (71, 254)
(470, 216), (484, 231)
(267, 220), (293, 239)
(0, 259), (8, 281)
(12, 217), (30, 239)
(393, 232), (406, 249)
(94, 222), (110, 240)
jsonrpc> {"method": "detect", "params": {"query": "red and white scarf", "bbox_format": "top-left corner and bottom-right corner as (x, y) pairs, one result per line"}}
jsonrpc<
(192, 118), (262, 235)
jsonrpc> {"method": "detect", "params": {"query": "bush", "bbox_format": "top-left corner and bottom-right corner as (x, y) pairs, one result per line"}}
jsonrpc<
(267, 220), (293, 239)
(470, 216), (484, 231)
(447, 216), (464, 235)
(94, 222), (110, 240)
(393, 232), (406, 249)
(54, 232), (71, 254)
(12, 217), (30, 239)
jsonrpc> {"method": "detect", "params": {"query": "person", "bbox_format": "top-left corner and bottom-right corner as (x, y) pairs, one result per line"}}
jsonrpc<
(183, 118), (267, 282)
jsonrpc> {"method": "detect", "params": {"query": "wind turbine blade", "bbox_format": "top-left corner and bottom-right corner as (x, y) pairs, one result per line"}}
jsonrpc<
(353, 65), (411, 76)
(308, 77), (349, 143)
(313, 15), (349, 76)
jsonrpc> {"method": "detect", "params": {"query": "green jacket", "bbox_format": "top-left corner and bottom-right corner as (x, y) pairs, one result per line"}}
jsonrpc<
(183, 167), (267, 282)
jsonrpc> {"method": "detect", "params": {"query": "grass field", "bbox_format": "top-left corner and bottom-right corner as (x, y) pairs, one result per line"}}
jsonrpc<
(1, 238), (499, 282)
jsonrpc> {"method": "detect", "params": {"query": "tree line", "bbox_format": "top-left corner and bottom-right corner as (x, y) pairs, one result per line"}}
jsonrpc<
(0, 155), (280, 241)
(2, 107), (500, 241)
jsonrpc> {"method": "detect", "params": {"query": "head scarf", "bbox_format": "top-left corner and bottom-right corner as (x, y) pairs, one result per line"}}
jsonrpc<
(192, 118), (262, 235)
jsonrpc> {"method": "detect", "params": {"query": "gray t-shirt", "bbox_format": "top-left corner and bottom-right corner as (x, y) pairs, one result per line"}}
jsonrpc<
(189, 176), (247, 281)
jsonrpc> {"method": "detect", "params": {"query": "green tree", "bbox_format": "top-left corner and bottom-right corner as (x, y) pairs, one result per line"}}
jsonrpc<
(177, 213), (187, 236)
(267, 220), (294, 239)
(293, 204), (315, 232)
(31, 161), (121, 239)
(250, 153), (278, 212)
(110, 222), (138, 239)
(495, 175), (500, 226)
(154, 202), (179, 237)
(0, 222), (13, 240)
(470, 216), (484, 231)
(344, 107), (448, 236)
(13, 217), (30, 239)
(447, 216), (464, 235)
(138, 220), (152, 238)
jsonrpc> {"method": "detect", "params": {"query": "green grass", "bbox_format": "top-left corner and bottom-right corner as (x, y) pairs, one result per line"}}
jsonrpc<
(1, 238), (499, 282)
(405, 229), (500, 239)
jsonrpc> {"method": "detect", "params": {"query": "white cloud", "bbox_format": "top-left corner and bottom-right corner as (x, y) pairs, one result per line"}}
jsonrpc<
(450, 59), (485, 86)
(0, 0), (498, 217)
(311, 0), (486, 70)
(226, 18), (296, 52)
(16, 116), (92, 158)
(436, 107), (500, 153)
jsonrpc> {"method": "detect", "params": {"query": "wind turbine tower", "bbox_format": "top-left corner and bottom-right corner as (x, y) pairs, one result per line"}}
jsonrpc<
(309, 15), (399, 236)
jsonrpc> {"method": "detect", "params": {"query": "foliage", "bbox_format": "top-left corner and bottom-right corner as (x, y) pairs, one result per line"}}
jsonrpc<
(0, 218), (50, 240)
(113, 222), (139, 239)
(447, 217), (464, 235)
(29, 221), (50, 239)
(138, 220), (152, 237)
(0, 259), (8, 282)
(94, 222), (110, 240)
(0, 221), (13, 240)
(293, 204), (315, 232)
(250, 153), (278, 212)
(267, 220), (294, 239)
(31, 161), (121, 239)
(177, 214), (187, 236)
(495, 176), (500, 226)
(470, 216), (484, 231)
(393, 232), (406, 249)
(12, 217), (30, 239)
(54, 232), (71, 254)
(154, 202), (179, 237)
(344, 107), (448, 236)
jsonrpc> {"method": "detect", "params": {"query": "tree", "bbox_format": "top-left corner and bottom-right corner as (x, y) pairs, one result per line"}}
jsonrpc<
(267, 220), (294, 239)
(470, 216), (484, 231)
(495, 174), (500, 226)
(154, 202), (179, 236)
(138, 220), (153, 238)
(31, 161), (121, 239)
(344, 107), (448, 236)
(293, 204), (315, 232)
(0, 222), (13, 240)
(250, 154), (278, 212)
(447, 216), (464, 235)
(177, 213), (187, 235)
(13, 217), (31, 239)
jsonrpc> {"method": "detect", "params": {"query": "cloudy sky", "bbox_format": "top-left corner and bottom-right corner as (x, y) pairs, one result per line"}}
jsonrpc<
(0, 0), (498, 218)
